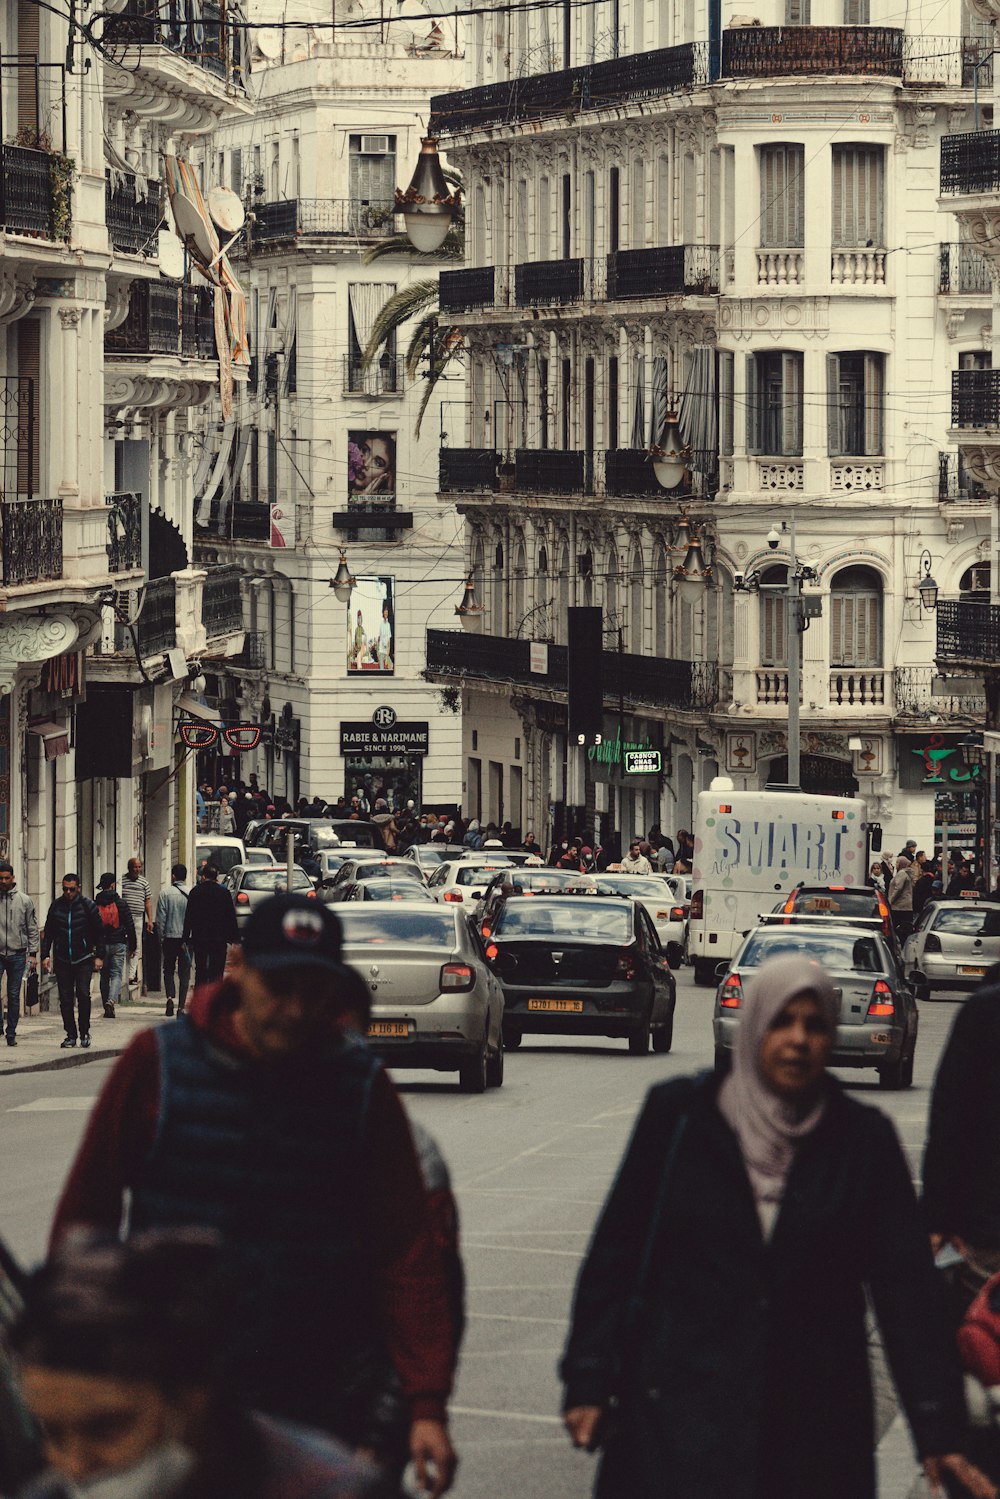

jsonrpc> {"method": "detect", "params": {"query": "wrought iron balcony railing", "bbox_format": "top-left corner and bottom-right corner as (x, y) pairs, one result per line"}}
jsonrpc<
(0, 377), (34, 503)
(233, 628), (266, 669)
(939, 241), (993, 295)
(106, 492), (143, 573)
(2, 144), (57, 238)
(605, 448), (662, 497)
(429, 40), (707, 135)
(250, 198), (404, 247)
(515, 259), (584, 307)
(439, 448), (500, 492)
(941, 129), (1000, 196)
(939, 450), (991, 503)
(893, 665), (985, 718)
(425, 628), (719, 711)
(439, 265), (496, 313)
(132, 576), (176, 656)
(105, 0), (234, 79)
(722, 25), (903, 79)
(607, 245), (720, 299)
(902, 35), (994, 88)
(202, 565), (244, 636)
(106, 282), (217, 358)
(515, 449), (586, 493)
(937, 599), (1000, 666)
(1, 497), (61, 586)
(951, 368), (1000, 429)
(105, 170), (161, 256)
(224, 502), (271, 542)
(343, 356), (404, 395)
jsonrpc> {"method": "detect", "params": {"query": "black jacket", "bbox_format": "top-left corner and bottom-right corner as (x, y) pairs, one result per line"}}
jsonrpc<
(183, 880), (239, 948)
(924, 982), (1000, 1249)
(561, 1074), (965, 1499)
(40, 895), (106, 966)
(93, 890), (137, 950)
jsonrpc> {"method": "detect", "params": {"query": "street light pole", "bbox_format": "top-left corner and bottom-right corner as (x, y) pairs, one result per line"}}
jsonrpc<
(787, 512), (801, 791)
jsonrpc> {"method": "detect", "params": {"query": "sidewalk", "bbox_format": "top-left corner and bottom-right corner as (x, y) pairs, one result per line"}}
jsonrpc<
(0, 991), (170, 1076)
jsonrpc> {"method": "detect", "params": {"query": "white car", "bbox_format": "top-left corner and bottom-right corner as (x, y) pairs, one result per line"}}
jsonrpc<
(195, 835), (247, 876)
(426, 858), (524, 906)
(243, 847), (278, 867)
(588, 873), (689, 965)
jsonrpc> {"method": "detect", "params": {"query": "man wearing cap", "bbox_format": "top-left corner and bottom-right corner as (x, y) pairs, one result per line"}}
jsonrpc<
(51, 893), (459, 1499)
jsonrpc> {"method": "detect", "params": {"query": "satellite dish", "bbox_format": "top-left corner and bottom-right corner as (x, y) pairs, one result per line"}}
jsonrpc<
(254, 25), (280, 57)
(207, 186), (246, 234)
(171, 190), (216, 266)
(158, 227), (185, 278)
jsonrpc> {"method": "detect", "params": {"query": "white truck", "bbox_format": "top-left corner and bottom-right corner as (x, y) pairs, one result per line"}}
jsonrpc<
(687, 782), (871, 985)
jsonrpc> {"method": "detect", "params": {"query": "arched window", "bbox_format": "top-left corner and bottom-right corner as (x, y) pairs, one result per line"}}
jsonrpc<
(830, 564), (882, 667)
(606, 545), (619, 632)
(653, 542), (668, 656)
(512, 535), (527, 634)
(629, 547), (644, 654)
(557, 538), (570, 641)
(759, 565), (789, 667)
(492, 539), (504, 635)
(960, 562), (990, 600)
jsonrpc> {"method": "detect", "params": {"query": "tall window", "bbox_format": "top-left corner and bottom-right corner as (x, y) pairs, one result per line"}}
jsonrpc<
(608, 168), (620, 254)
(719, 351), (734, 457)
(516, 179), (529, 264)
(561, 358), (572, 448)
(746, 352), (803, 456)
(830, 566), (882, 668)
(538, 177), (551, 260)
(348, 135), (396, 211)
(759, 566), (788, 667)
(759, 144), (805, 248)
(832, 146), (883, 247)
(631, 158), (645, 248)
(785, 0), (810, 20)
(653, 543), (668, 656)
(539, 356), (550, 449)
(608, 356), (619, 449)
(827, 353), (884, 456)
(629, 548), (644, 653)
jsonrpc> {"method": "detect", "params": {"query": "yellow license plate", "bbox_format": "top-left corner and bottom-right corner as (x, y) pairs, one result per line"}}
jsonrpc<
(870, 1032), (892, 1044)
(528, 998), (583, 1012)
(959, 965), (987, 976)
(656, 911), (671, 920)
(368, 1021), (410, 1038)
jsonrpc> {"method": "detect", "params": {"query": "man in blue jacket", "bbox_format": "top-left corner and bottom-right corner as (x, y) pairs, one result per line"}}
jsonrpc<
(41, 874), (106, 1050)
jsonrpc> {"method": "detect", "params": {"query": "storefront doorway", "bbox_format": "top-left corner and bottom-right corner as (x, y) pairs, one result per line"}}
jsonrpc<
(344, 754), (422, 812)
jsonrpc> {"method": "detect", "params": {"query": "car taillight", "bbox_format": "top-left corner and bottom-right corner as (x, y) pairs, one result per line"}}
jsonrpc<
(485, 942), (498, 961)
(720, 973), (743, 1008)
(923, 933), (941, 954)
(616, 947), (638, 979)
(867, 980), (895, 1018)
(670, 906), (686, 921)
(690, 889), (703, 919)
(307, 890), (317, 898)
(440, 963), (474, 991)
(481, 924), (491, 938)
(443, 890), (463, 902)
(877, 895), (890, 932)
(236, 891), (250, 904)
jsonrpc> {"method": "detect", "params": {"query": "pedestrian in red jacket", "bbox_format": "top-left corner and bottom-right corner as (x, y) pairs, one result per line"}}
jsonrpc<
(51, 894), (458, 1499)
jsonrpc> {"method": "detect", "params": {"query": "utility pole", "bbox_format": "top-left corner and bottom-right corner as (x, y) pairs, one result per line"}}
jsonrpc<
(786, 511), (801, 791)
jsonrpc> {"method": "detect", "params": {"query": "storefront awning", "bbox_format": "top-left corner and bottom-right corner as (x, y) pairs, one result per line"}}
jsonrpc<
(28, 720), (69, 760)
(176, 694), (224, 729)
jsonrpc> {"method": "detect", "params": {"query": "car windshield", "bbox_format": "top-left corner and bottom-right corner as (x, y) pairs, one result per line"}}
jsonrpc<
(785, 889), (879, 917)
(240, 868), (312, 891)
(932, 907), (1000, 936)
(494, 900), (632, 942)
(497, 871), (581, 894)
(594, 875), (665, 898)
(357, 862), (420, 880)
(338, 910), (457, 946)
(198, 845), (243, 873)
(740, 930), (887, 974)
(360, 883), (432, 900)
(456, 865), (509, 886)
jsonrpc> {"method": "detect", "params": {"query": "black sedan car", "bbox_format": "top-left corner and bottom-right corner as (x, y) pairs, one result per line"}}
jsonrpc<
(485, 894), (675, 1054)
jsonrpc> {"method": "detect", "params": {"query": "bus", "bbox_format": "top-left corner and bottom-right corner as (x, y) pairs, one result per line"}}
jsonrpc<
(687, 781), (872, 985)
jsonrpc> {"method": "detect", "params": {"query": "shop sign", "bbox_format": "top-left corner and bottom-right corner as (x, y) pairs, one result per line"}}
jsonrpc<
(340, 721), (429, 756)
(624, 749), (661, 775)
(529, 642), (549, 675)
(898, 732), (982, 790)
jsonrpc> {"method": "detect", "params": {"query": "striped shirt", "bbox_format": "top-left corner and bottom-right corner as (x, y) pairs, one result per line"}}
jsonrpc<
(121, 873), (152, 929)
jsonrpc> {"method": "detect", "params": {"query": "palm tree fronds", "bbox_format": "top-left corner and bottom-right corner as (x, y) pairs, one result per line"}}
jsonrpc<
(359, 281), (439, 370)
(405, 312), (439, 379)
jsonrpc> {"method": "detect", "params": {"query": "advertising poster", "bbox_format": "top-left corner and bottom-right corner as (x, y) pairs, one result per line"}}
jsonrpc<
(347, 431), (396, 498)
(347, 576), (395, 674)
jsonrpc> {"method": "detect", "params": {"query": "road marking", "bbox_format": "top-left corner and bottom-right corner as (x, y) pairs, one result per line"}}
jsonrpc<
(462, 1243), (581, 1258)
(7, 1097), (96, 1112)
(467, 1312), (567, 1326)
(450, 1406), (564, 1427)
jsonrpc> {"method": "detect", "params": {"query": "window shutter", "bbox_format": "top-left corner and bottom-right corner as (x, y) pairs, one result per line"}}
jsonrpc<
(785, 0), (809, 22)
(827, 353), (841, 455)
(537, 177), (550, 260)
(832, 149), (845, 246)
(720, 351), (734, 456)
(761, 145), (804, 248)
(864, 352), (884, 455)
(782, 352), (802, 456)
(833, 147), (883, 247)
(746, 354), (760, 454)
(830, 595), (845, 666)
(761, 594), (787, 666)
(16, 319), (39, 498)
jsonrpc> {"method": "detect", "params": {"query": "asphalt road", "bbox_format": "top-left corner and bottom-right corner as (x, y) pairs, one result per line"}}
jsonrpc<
(0, 968), (968, 1499)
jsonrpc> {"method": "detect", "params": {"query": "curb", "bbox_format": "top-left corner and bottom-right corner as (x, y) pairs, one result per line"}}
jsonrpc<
(0, 1048), (121, 1077)
(876, 1411), (924, 1499)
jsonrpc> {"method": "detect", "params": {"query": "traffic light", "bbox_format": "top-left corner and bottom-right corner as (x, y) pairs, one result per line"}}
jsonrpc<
(568, 606), (604, 743)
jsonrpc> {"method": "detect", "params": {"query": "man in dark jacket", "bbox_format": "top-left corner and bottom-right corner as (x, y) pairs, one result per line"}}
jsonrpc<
(41, 874), (105, 1050)
(182, 862), (238, 987)
(0, 861), (39, 1046)
(924, 976), (1000, 1301)
(93, 873), (136, 1020)
(51, 894), (458, 1499)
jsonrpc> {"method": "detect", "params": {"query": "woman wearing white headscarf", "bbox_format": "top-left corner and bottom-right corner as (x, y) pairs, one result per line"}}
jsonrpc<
(561, 955), (995, 1499)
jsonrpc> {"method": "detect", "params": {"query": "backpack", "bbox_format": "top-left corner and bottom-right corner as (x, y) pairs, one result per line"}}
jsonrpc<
(98, 898), (121, 933)
(957, 1268), (1000, 1387)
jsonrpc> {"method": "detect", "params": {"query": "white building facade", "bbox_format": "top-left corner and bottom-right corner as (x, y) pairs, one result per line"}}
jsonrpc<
(426, 0), (994, 852)
(192, 12), (467, 814)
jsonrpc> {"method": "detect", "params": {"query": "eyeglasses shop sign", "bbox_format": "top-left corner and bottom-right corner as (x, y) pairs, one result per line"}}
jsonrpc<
(340, 721), (429, 756)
